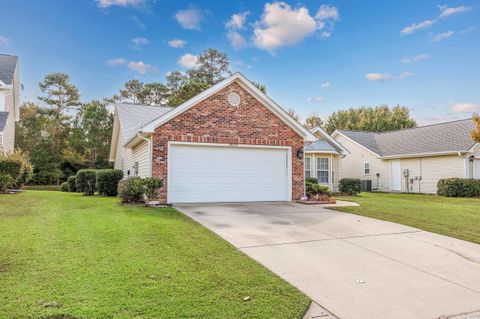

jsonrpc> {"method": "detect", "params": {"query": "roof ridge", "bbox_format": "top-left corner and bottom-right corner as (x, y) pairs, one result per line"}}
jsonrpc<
(374, 118), (473, 135)
(0, 54), (18, 58)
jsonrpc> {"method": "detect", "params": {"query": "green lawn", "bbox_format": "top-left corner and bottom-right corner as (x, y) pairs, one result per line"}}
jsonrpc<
(332, 192), (480, 244)
(0, 191), (309, 319)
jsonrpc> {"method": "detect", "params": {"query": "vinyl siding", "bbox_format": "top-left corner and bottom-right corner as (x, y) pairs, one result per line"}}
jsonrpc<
(334, 133), (390, 191)
(304, 153), (340, 191)
(0, 93), (15, 154)
(131, 140), (150, 178)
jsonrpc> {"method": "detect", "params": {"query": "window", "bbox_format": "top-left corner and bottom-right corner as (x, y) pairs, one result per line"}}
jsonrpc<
(134, 162), (139, 176)
(305, 157), (311, 178)
(364, 162), (371, 175)
(316, 158), (329, 184)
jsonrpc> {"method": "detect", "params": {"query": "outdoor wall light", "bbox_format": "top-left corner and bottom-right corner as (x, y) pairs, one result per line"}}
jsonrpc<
(297, 148), (304, 159)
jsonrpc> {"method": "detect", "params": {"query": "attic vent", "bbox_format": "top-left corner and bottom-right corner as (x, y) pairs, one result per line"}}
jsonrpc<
(227, 92), (241, 107)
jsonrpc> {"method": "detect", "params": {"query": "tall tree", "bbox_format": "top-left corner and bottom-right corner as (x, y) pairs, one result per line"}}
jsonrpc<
(168, 80), (210, 107)
(38, 72), (80, 113)
(252, 81), (267, 94)
(304, 113), (324, 129)
(188, 48), (230, 85)
(142, 82), (169, 105)
(70, 101), (113, 167)
(472, 114), (480, 143)
(324, 105), (416, 134)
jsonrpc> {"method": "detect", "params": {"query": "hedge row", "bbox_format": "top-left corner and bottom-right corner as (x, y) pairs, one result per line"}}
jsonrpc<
(339, 178), (362, 196)
(118, 177), (163, 204)
(62, 169), (124, 196)
(0, 151), (33, 192)
(437, 178), (480, 197)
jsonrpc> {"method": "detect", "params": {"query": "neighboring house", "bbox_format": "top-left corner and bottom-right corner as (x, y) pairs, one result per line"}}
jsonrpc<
(304, 126), (349, 191)
(0, 54), (20, 155)
(333, 119), (480, 194)
(110, 72), (316, 203)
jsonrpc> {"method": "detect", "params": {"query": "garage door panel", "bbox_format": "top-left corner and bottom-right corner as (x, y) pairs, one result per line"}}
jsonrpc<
(168, 144), (290, 203)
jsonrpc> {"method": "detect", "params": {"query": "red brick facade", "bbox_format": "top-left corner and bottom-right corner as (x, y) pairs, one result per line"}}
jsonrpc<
(151, 81), (305, 203)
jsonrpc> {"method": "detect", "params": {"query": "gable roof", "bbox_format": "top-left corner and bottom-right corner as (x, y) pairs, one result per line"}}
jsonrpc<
(334, 119), (477, 158)
(140, 72), (316, 142)
(0, 112), (8, 132)
(307, 126), (349, 155)
(116, 103), (173, 143)
(0, 54), (18, 85)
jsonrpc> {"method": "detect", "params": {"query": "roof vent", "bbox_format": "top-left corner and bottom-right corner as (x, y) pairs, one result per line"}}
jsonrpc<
(227, 92), (241, 107)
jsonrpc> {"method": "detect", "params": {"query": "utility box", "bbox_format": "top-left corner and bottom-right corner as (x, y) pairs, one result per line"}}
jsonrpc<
(361, 180), (372, 192)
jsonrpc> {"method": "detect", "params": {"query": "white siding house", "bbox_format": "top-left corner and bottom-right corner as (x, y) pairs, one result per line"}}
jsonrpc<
(0, 54), (20, 154)
(333, 119), (479, 194)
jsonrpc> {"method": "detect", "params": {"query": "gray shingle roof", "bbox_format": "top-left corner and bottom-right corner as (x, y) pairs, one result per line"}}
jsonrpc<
(0, 54), (18, 85)
(305, 139), (338, 152)
(0, 112), (8, 132)
(338, 119), (477, 157)
(116, 103), (173, 143)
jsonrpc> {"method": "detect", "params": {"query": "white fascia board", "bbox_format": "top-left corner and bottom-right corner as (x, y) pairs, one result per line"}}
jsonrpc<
(108, 111), (120, 162)
(305, 150), (339, 155)
(140, 72), (316, 142)
(379, 150), (469, 160)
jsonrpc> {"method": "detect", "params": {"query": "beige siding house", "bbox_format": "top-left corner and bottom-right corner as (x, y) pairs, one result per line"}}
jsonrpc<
(0, 54), (20, 154)
(332, 119), (479, 194)
(305, 127), (349, 191)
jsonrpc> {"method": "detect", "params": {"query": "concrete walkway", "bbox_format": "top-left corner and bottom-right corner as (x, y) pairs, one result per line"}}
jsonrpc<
(176, 202), (480, 319)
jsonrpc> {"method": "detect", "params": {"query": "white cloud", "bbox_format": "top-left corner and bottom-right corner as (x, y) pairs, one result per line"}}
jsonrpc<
(253, 2), (317, 52)
(315, 4), (339, 36)
(401, 19), (435, 35)
(96, 0), (144, 8)
(168, 39), (187, 48)
(131, 37), (149, 49)
(226, 12), (249, 30)
(321, 82), (331, 88)
(127, 61), (152, 74)
(439, 5), (470, 18)
(307, 96), (324, 103)
(177, 53), (198, 68)
(431, 30), (454, 42)
(227, 31), (248, 50)
(398, 71), (414, 79)
(365, 73), (391, 81)
(0, 35), (10, 46)
(106, 58), (127, 66)
(175, 6), (204, 30)
(401, 53), (430, 64)
(451, 102), (480, 113)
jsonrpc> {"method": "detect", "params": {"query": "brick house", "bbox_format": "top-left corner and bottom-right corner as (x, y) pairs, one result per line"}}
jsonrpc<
(109, 72), (316, 203)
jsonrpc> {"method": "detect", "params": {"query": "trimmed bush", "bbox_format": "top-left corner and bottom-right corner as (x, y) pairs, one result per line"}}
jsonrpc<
(437, 178), (480, 197)
(0, 174), (12, 193)
(67, 176), (77, 192)
(141, 177), (163, 201)
(339, 178), (362, 196)
(76, 169), (97, 195)
(96, 169), (124, 196)
(118, 177), (144, 203)
(0, 150), (33, 190)
(305, 178), (330, 198)
(60, 182), (69, 192)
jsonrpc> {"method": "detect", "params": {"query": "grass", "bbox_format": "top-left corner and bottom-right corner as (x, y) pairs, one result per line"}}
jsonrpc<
(332, 192), (480, 244)
(24, 185), (61, 191)
(0, 191), (309, 319)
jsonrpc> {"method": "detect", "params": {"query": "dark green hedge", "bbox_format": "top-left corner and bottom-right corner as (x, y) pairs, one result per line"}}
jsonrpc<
(67, 176), (77, 192)
(437, 178), (480, 197)
(117, 177), (163, 204)
(96, 169), (124, 196)
(339, 178), (362, 195)
(76, 169), (97, 196)
(61, 182), (69, 192)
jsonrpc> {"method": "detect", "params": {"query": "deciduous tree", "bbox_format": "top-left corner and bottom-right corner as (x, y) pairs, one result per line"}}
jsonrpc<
(472, 114), (480, 143)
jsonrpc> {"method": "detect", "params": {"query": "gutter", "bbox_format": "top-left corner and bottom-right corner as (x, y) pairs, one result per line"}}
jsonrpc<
(379, 150), (469, 160)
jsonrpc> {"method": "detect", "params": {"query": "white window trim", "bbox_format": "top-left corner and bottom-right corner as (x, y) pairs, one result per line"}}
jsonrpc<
(364, 162), (371, 175)
(305, 156), (312, 179)
(316, 157), (330, 185)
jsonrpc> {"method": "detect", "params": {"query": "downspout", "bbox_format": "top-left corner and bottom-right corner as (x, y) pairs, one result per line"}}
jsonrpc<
(137, 133), (152, 177)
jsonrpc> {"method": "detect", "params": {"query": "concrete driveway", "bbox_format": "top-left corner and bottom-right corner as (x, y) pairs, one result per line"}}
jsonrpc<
(176, 202), (480, 319)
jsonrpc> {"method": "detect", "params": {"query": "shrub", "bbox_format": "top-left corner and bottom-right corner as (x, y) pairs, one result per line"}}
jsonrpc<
(76, 169), (97, 195)
(0, 174), (12, 193)
(305, 177), (318, 184)
(339, 178), (362, 196)
(305, 178), (331, 198)
(118, 177), (144, 203)
(0, 155), (22, 189)
(437, 178), (480, 197)
(67, 176), (77, 192)
(30, 169), (62, 186)
(60, 182), (69, 192)
(141, 177), (163, 201)
(96, 169), (124, 196)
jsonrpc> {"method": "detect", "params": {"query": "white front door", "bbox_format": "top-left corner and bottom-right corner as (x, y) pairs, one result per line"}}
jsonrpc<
(390, 160), (401, 191)
(168, 143), (291, 203)
(474, 160), (480, 179)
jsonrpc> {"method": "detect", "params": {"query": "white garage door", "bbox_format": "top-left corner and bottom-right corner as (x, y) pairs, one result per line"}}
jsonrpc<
(475, 160), (480, 179)
(168, 144), (291, 203)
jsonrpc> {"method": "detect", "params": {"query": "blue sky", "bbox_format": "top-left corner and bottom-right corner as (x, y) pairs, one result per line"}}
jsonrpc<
(1, 0), (479, 124)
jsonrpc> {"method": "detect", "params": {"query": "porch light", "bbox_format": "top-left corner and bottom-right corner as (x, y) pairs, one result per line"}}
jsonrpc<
(297, 148), (304, 159)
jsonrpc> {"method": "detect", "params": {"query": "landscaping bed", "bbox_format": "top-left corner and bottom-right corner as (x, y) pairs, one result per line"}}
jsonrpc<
(0, 191), (309, 318)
